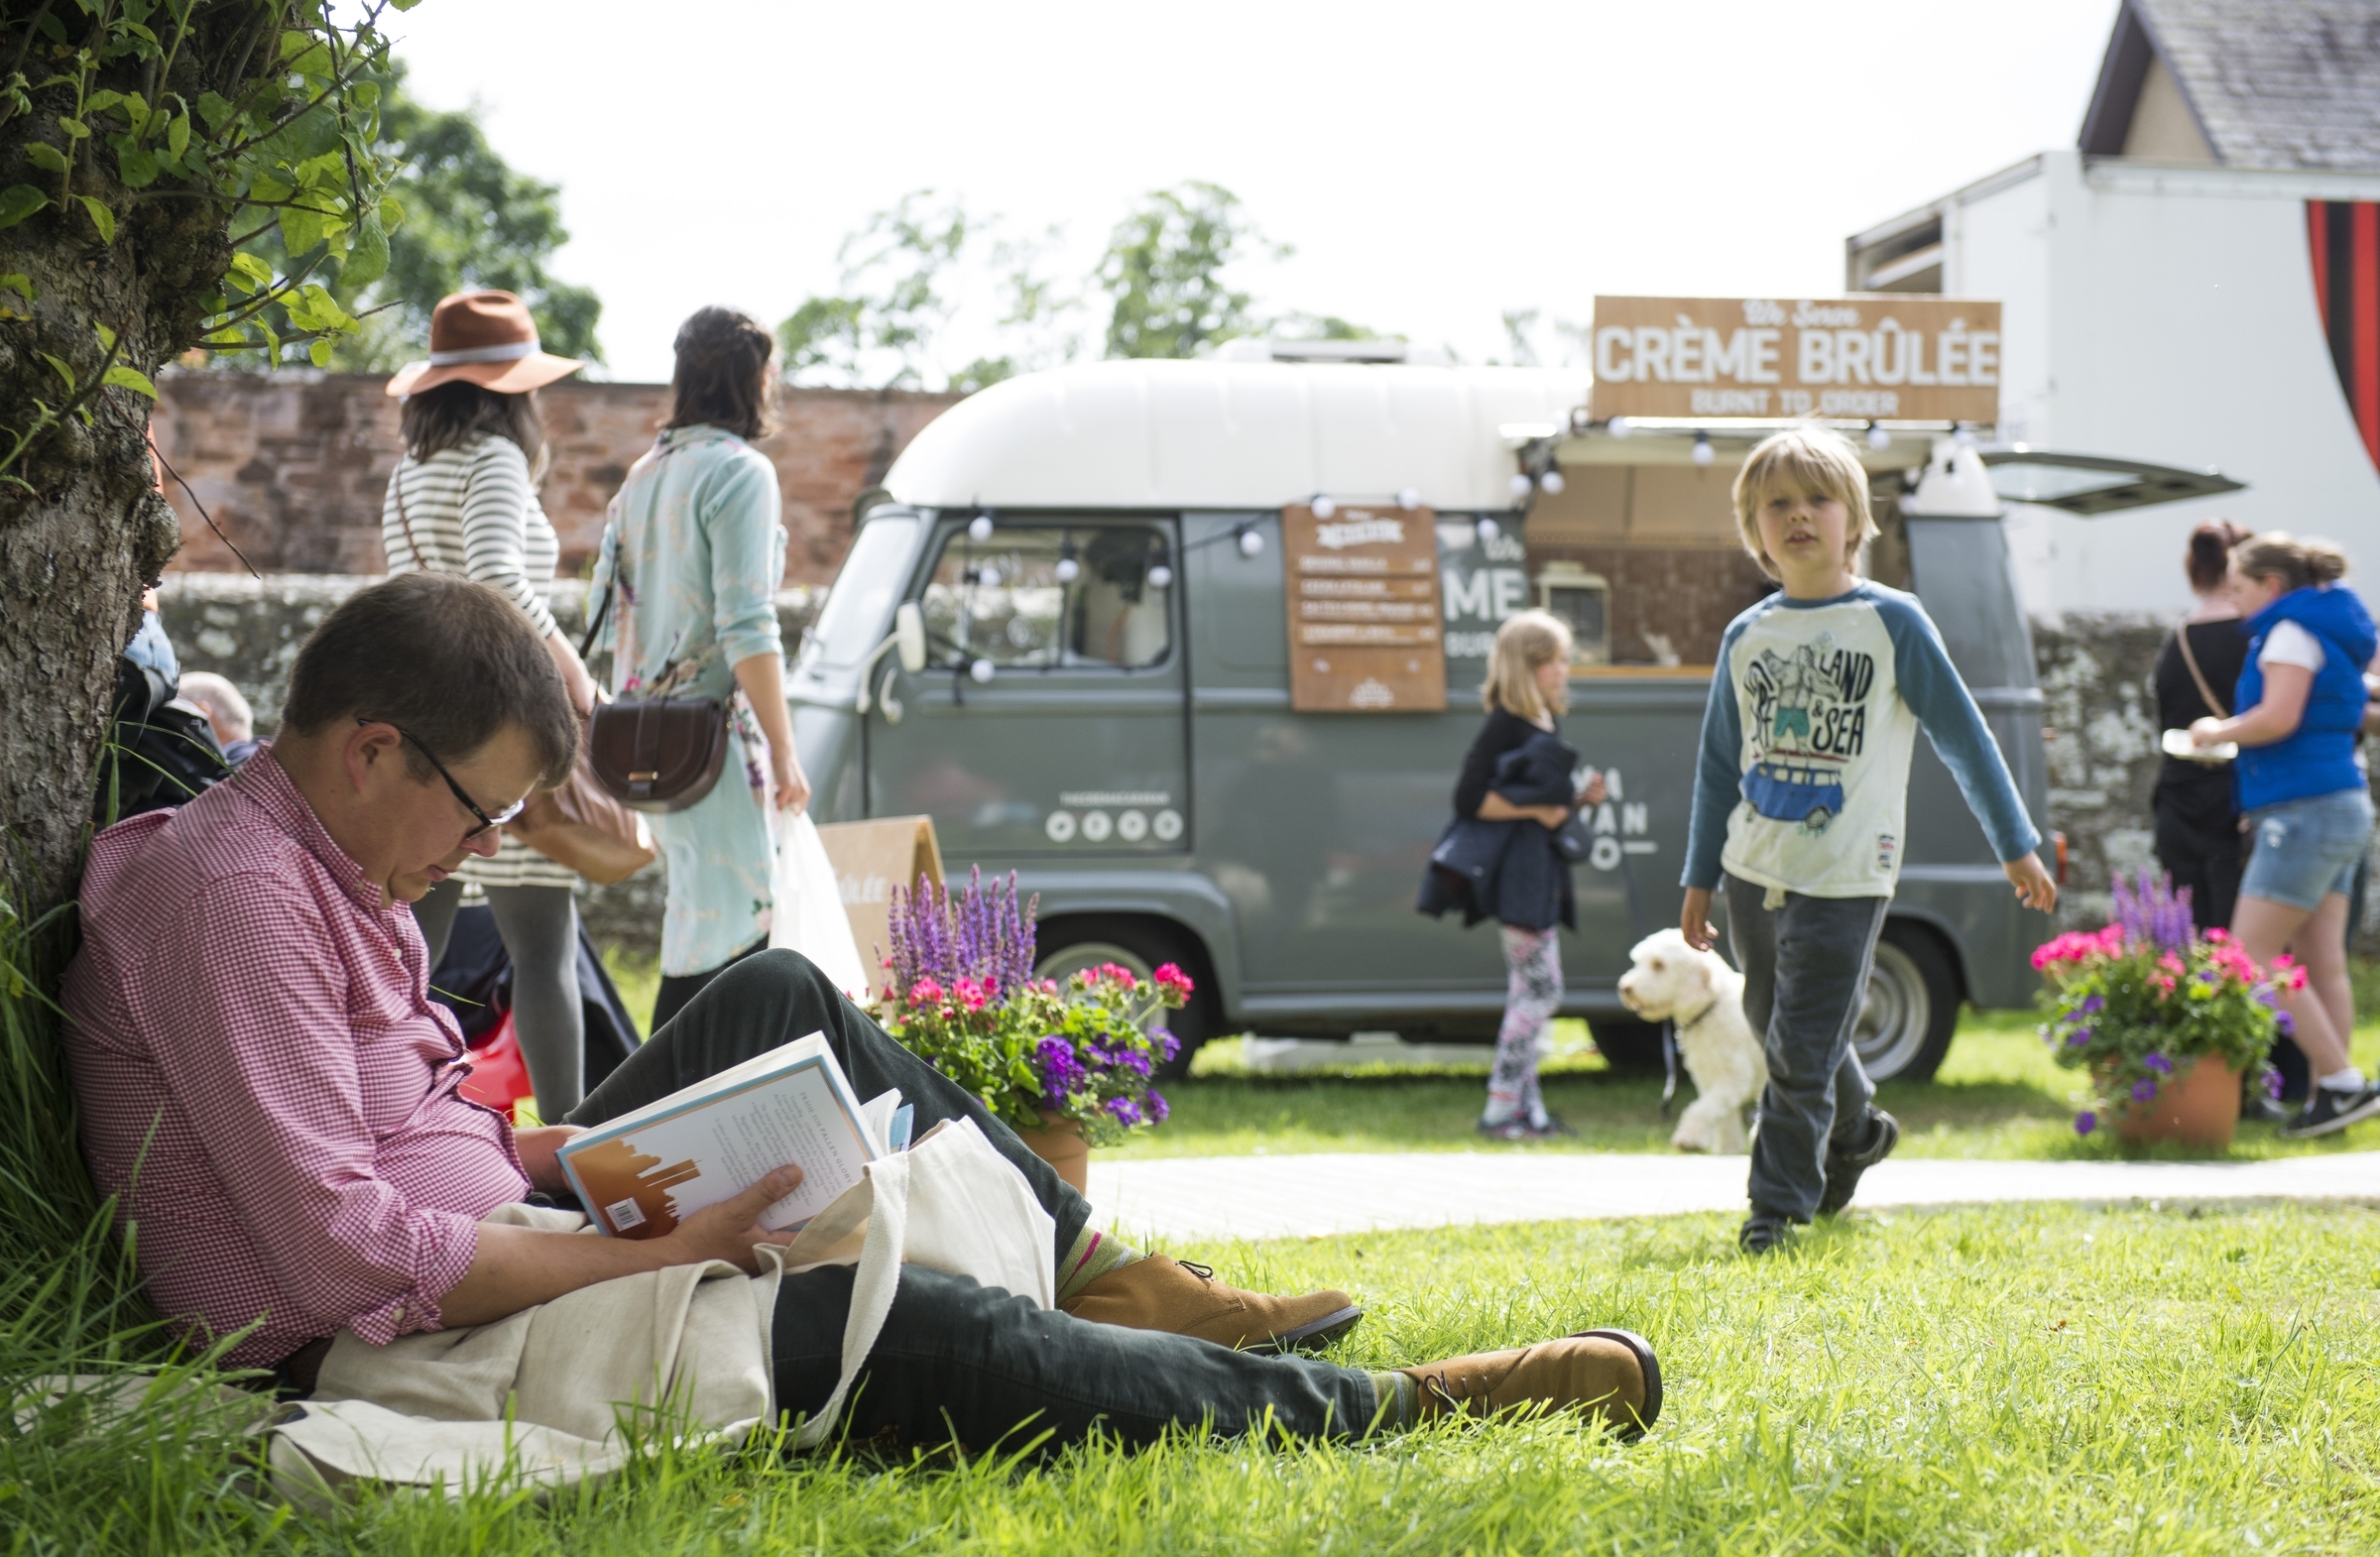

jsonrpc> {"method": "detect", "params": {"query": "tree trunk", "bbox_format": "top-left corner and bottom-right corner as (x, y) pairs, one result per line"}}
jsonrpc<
(1, 11), (253, 916)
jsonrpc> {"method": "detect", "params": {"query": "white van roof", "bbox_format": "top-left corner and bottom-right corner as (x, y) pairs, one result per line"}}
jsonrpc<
(881, 359), (1591, 513)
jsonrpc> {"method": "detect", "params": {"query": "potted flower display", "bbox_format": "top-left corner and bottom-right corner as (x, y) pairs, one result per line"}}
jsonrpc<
(2033, 871), (2296, 1149)
(876, 868), (1184, 1189)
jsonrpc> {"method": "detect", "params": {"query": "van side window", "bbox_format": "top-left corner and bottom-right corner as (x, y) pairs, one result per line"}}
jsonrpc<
(920, 525), (1173, 669)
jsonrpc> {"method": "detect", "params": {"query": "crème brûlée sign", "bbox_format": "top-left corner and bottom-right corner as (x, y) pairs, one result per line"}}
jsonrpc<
(1279, 503), (1447, 713)
(1587, 296), (2003, 423)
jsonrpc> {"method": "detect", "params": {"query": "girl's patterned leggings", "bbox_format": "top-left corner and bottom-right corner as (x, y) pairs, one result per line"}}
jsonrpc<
(1487, 923), (1563, 1126)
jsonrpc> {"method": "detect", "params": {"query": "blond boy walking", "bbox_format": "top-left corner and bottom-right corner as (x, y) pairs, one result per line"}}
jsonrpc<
(1680, 429), (2058, 1254)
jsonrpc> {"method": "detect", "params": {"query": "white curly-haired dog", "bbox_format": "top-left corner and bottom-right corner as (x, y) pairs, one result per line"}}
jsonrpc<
(1616, 928), (1766, 1154)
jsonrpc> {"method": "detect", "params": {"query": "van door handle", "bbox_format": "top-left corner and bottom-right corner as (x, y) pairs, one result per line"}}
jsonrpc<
(877, 665), (904, 724)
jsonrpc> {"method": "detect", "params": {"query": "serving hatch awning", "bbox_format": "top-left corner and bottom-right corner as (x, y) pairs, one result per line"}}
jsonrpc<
(1975, 448), (2246, 515)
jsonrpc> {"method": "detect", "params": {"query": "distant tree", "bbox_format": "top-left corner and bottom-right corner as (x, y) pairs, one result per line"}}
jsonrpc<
(778, 190), (974, 390)
(779, 192), (1079, 393)
(1095, 180), (1283, 359)
(228, 62), (600, 370)
(1, 0), (411, 913)
(784, 180), (1389, 385)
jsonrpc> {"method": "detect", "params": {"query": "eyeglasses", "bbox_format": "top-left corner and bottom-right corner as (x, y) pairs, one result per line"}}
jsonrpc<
(358, 718), (528, 841)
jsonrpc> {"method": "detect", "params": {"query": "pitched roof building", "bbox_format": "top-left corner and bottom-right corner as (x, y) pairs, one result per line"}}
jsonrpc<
(2080, 0), (2380, 170)
(1844, 0), (2380, 617)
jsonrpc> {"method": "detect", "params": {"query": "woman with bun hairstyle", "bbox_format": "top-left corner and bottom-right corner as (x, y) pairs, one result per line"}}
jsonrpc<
(2153, 521), (2253, 933)
(591, 307), (809, 1034)
(2191, 533), (2380, 1137)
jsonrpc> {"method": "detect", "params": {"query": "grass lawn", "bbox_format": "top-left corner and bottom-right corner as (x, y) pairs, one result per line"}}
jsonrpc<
(1110, 1012), (2380, 1162)
(20, 1200), (2378, 1554)
(600, 949), (2380, 1162)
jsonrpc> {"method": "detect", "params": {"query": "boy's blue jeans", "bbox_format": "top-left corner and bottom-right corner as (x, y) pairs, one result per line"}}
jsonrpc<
(1725, 873), (1891, 1221)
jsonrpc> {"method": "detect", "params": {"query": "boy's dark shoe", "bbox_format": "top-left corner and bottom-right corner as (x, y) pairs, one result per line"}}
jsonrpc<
(1738, 1212), (1796, 1256)
(1816, 1106), (1900, 1216)
(2279, 1083), (2380, 1138)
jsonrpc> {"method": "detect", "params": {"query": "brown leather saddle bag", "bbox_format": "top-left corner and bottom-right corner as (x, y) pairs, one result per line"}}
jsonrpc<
(587, 695), (729, 813)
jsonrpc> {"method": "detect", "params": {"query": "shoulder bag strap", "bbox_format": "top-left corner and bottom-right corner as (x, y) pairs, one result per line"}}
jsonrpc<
(2173, 618), (2229, 719)
(392, 460), (438, 575)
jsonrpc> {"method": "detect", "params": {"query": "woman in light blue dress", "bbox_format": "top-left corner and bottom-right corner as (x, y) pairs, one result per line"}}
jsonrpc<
(591, 308), (808, 1030)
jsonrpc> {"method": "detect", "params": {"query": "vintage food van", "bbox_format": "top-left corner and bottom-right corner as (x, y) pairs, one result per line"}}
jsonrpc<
(787, 346), (2231, 1080)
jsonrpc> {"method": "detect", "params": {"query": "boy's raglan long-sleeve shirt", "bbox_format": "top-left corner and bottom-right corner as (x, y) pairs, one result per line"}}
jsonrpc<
(1682, 582), (2041, 898)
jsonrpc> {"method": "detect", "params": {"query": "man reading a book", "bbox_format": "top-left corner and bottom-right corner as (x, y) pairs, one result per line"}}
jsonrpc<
(63, 573), (1658, 1444)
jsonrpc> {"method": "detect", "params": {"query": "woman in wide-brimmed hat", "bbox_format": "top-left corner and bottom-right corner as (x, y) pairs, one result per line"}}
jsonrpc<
(383, 290), (598, 1120)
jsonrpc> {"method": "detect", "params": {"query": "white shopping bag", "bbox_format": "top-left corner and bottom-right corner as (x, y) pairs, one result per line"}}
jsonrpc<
(771, 812), (874, 1001)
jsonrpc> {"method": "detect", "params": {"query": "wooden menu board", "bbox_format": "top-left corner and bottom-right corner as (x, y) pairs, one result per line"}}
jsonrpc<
(1279, 503), (1447, 713)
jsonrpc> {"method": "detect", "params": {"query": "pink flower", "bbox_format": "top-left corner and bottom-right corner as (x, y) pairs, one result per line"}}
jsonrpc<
(2205, 927), (2230, 943)
(1154, 963), (1195, 997)
(1099, 962), (1138, 990)
(910, 978), (945, 1007)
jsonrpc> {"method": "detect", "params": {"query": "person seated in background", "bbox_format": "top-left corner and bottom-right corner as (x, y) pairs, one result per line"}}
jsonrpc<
(176, 671), (259, 766)
(61, 572), (1661, 1448)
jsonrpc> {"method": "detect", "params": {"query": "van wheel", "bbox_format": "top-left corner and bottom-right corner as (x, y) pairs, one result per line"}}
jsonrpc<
(1588, 1018), (1669, 1076)
(1855, 921), (1962, 1084)
(1033, 918), (1217, 1081)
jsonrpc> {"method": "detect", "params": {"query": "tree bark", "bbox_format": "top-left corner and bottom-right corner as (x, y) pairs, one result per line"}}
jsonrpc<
(1, 8), (252, 916)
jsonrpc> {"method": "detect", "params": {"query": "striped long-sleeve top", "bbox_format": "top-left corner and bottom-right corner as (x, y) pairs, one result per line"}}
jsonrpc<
(380, 434), (577, 891)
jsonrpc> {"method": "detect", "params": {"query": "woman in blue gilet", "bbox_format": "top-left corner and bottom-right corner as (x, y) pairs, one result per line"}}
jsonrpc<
(2191, 533), (2380, 1137)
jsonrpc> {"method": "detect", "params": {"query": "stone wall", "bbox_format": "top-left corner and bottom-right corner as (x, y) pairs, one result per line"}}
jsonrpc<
(152, 372), (963, 584)
(2035, 611), (2380, 949)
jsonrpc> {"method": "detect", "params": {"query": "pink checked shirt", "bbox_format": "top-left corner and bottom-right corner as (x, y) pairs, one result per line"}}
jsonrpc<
(63, 753), (530, 1369)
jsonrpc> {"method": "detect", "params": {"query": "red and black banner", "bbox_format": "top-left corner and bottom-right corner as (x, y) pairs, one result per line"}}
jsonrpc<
(2309, 201), (2380, 469)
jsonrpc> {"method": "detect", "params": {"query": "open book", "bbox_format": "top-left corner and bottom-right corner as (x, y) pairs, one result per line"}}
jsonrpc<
(557, 1032), (916, 1240)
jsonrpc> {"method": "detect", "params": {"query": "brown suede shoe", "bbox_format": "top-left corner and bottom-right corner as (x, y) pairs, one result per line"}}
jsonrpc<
(1404, 1328), (1661, 1439)
(1060, 1258), (1363, 1354)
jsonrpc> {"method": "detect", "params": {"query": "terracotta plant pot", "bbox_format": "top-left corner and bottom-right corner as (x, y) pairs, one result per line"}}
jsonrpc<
(1015, 1113), (1090, 1192)
(2114, 1053), (2238, 1149)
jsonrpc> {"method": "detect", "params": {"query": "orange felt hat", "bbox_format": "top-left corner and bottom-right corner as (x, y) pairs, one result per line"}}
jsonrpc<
(385, 290), (585, 398)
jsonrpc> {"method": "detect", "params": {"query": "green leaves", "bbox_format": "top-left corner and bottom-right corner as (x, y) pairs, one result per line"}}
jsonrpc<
(22, 144), (70, 177)
(223, 251), (274, 297)
(0, 187), (49, 230)
(101, 366), (158, 400)
(38, 354), (74, 393)
(116, 147), (161, 189)
(343, 210), (389, 289)
(77, 196), (114, 243)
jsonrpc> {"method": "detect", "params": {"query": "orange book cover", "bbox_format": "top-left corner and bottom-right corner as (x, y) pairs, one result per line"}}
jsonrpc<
(558, 1033), (884, 1239)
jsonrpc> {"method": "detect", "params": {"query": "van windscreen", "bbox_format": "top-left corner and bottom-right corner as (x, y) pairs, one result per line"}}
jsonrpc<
(804, 515), (918, 665)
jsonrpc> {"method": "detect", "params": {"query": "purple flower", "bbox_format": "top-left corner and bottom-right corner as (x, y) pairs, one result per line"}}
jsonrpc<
(2144, 1053), (2172, 1074)
(2075, 1111), (2097, 1136)
(2265, 1069), (2285, 1101)
(1105, 1096), (1144, 1128)
(1155, 1030), (1180, 1063)
(2081, 995), (2105, 1015)
(1145, 1088), (1169, 1124)
(1035, 1037), (1084, 1100)
(2275, 1010), (2297, 1037)
(2067, 1031), (2090, 1047)
(2131, 1078), (2158, 1102)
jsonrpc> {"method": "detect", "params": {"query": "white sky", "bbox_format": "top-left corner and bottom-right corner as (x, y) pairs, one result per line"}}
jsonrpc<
(392, 0), (2124, 385)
